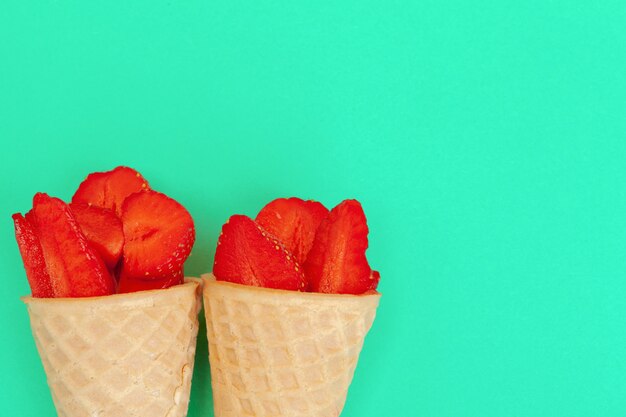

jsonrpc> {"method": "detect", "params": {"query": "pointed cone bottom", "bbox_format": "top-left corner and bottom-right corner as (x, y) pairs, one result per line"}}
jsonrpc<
(202, 273), (381, 417)
(22, 279), (202, 417)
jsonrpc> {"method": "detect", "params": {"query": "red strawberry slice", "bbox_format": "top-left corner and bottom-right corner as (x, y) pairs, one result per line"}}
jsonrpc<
(24, 209), (36, 225)
(72, 166), (149, 216)
(305, 199), (379, 294)
(255, 197), (328, 264)
(117, 269), (183, 293)
(12, 213), (54, 298)
(120, 190), (195, 279)
(30, 193), (116, 297)
(213, 215), (307, 291)
(367, 269), (381, 291)
(70, 203), (124, 269)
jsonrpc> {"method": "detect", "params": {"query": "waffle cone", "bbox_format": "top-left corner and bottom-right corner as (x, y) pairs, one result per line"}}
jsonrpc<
(22, 279), (202, 417)
(202, 273), (380, 417)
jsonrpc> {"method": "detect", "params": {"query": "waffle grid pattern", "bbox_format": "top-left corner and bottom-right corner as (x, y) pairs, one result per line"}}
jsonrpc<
(203, 277), (380, 417)
(24, 280), (201, 417)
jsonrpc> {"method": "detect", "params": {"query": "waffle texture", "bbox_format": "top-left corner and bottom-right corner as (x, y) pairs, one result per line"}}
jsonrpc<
(23, 279), (202, 417)
(202, 274), (380, 417)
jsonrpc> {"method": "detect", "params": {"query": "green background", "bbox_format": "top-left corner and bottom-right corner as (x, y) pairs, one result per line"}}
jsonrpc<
(1, 1), (626, 416)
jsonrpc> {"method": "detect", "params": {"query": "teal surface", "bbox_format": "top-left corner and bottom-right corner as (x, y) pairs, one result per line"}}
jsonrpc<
(2, 1), (626, 416)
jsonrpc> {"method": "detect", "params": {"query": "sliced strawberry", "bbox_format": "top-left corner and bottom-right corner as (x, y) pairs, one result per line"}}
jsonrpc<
(305, 199), (379, 294)
(213, 215), (306, 291)
(12, 213), (54, 298)
(24, 209), (36, 225)
(367, 269), (381, 291)
(255, 197), (329, 264)
(30, 193), (116, 297)
(72, 166), (149, 216)
(120, 190), (195, 279)
(69, 203), (124, 269)
(117, 269), (183, 293)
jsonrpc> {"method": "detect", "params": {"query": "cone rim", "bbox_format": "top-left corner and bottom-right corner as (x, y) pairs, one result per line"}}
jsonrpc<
(202, 273), (381, 301)
(21, 277), (201, 305)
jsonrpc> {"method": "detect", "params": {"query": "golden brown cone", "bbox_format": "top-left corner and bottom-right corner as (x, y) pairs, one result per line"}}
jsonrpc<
(23, 279), (202, 417)
(202, 273), (380, 417)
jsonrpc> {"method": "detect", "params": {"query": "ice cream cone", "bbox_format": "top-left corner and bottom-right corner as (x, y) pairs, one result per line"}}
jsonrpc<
(202, 273), (380, 417)
(22, 278), (202, 417)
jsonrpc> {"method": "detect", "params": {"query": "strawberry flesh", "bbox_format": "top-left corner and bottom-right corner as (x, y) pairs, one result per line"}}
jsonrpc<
(12, 213), (54, 298)
(70, 203), (124, 269)
(255, 197), (328, 264)
(368, 269), (381, 291)
(213, 215), (306, 291)
(120, 190), (195, 279)
(117, 268), (184, 293)
(305, 199), (378, 294)
(30, 193), (116, 297)
(72, 166), (149, 216)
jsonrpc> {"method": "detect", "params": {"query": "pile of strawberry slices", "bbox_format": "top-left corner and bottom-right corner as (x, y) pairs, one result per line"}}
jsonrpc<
(213, 198), (380, 294)
(13, 166), (195, 297)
